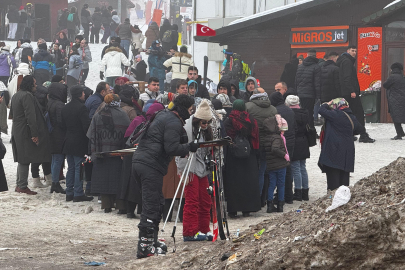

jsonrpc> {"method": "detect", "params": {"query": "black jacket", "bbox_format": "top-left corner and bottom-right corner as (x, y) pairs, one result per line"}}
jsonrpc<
(81, 9), (91, 24)
(269, 92), (296, 151)
(132, 110), (190, 175)
(318, 104), (364, 172)
(61, 98), (91, 157)
(280, 62), (298, 89)
(383, 69), (405, 123)
(133, 60), (147, 81)
(47, 83), (67, 154)
(263, 116), (289, 171)
(34, 85), (48, 113)
(101, 10), (112, 27)
(19, 11), (27, 24)
(187, 75), (210, 99)
(336, 53), (360, 96)
(7, 9), (20, 23)
(91, 12), (103, 28)
(295, 56), (321, 99)
(321, 60), (341, 103)
(58, 12), (69, 28)
(291, 108), (310, 161)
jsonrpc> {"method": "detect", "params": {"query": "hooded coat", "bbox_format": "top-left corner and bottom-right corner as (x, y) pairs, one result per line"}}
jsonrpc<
(383, 68), (405, 123)
(145, 22), (160, 49)
(318, 103), (364, 172)
(321, 60), (341, 103)
(295, 56), (321, 99)
(186, 75), (211, 99)
(100, 47), (131, 77)
(47, 82), (67, 154)
(263, 116), (289, 171)
(246, 93), (277, 153)
(229, 79), (243, 102)
(336, 53), (360, 96)
(291, 108), (310, 161)
(11, 88), (51, 164)
(243, 76), (259, 103)
(159, 19), (171, 41)
(163, 52), (193, 80)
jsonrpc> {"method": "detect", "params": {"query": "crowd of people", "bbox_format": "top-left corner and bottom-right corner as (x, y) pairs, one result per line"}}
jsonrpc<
(1, 35), (404, 259)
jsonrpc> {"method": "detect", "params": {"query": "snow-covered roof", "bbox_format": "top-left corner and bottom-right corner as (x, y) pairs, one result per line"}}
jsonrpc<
(229, 0), (313, 26)
(68, 0), (77, 3)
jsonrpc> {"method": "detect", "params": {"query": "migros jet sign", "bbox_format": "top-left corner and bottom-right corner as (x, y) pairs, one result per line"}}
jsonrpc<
(290, 26), (349, 46)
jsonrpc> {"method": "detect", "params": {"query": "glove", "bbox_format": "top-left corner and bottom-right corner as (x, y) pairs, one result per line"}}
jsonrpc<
(284, 153), (290, 162)
(189, 142), (200, 153)
(100, 71), (104, 80)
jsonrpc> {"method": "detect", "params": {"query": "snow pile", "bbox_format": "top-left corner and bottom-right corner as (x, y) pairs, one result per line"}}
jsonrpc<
(129, 157), (405, 269)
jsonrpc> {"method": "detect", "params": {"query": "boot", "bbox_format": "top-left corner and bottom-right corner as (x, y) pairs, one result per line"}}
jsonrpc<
(302, 188), (309, 201)
(359, 133), (375, 143)
(44, 173), (52, 187)
(31, 177), (47, 188)
(293, 189), (302, 201)
(50, 182), (66, 194)
(277, 201), (284, 213)
(266, 200), (276, 213)
(137, 228), (166, 259)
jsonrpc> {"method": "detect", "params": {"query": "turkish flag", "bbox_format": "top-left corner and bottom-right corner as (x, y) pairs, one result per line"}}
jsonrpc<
(196, 24), (216, 36)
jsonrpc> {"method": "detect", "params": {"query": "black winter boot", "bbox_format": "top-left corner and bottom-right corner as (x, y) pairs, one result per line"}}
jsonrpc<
(50, 182), (66, 194)
(293, 189), (302, 201)
(277, 201), (284, 213)
(266, 200), (276, 213)
(302, 188), (309, 201)
(359, 133), (375, 143)
(137, 228), (166, 259)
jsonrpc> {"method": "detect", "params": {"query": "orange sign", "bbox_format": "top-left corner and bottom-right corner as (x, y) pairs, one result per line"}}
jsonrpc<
(357, 27), (382, 91)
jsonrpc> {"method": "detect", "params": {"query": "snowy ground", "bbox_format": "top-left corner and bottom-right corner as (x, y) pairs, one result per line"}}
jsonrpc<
(1, 41), (405, 269)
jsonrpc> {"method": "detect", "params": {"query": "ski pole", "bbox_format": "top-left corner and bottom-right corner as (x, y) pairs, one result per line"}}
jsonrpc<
(161, 154), (192, 233)
(171, 152), (194, 253)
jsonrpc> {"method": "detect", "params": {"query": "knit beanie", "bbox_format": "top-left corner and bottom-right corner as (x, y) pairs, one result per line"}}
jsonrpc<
(51, 75), (63, 83)
(194, 99), (212, 121)
(391, 62), (403, 71)
(285, 95), (300, 107)
(276, 114), (288, 131)
(70, 85), (84, 99)
(232, 99), (245, 111)
(38, 43), (47, 50)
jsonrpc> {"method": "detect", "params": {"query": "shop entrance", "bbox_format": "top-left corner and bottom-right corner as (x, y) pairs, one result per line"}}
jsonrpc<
(34, 4), (51, 41)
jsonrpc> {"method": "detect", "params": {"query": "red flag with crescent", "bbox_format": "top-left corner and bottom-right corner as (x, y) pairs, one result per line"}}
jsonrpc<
(196, 24), (216, 36)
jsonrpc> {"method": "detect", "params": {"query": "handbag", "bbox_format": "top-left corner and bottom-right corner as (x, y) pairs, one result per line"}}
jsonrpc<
(230, 134), (251, 158)
(306, 124), (317, 147)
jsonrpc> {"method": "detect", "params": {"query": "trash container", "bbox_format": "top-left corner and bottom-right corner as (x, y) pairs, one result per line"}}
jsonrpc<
(360, 91), (381, 123)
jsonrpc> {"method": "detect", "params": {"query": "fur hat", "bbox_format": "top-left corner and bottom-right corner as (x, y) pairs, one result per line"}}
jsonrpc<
(391, 62), (403, 71)
(194, 99), (212, 121)
(285, 95), (300, 107)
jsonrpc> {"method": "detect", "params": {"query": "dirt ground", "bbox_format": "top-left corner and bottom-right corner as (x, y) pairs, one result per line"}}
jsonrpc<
(1, 122), (404, 269)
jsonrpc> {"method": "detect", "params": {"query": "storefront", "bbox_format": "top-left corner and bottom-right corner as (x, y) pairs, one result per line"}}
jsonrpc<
(195, 0), (401, 122)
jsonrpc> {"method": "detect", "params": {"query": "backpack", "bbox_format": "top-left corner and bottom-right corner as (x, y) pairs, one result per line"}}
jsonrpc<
(67, 13), (74, 22)
(241, 62), (250, 82)
(126, 110), (163, 147)
(230, 134), (251, 158)
(162, 30), (173, 43)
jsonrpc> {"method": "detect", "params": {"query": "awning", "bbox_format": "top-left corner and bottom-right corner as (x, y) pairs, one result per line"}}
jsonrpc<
(363, 0), (405, 24)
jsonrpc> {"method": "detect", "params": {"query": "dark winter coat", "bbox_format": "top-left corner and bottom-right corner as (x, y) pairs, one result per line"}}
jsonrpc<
(280, 61), (298, 89)
(58, 11), (69, 29)
(52, 49), (65, 71)
(66, 13), (80, 30)
(159, 19), (171, 41)
(80, 8), (91, 25)
(56, 37), (70, 51)
(47, 83), (67, 154)
(269, 92), (296, 151)
(246, 94), (277, 153)
(263, 116), (289, 171)
(295, 56), (321, 99)
(11, 90), (51, 164)
(32, 50), (55, 74)
(336, 53), (360, 96)
(383, 69), (405, 123)
(85, 92), (104, 119)
(162, 30), (178, 52)
(101, 9), (112, 27)
(33, 85), (48, 113)
(321, 60), (341, 103)
(61, 98), (91, 157)
(132, 109), (190, 175)
(243, 76), (259, 103)
(229, 79), (243, 102)
(133, 60), (147, 81)
(291, 108), (310, 161)
(318, 104), (364, 172)
(91, 12), (103, 28)
(187, 75), (211, 99)
(7, 8), (20, 23)
(145, 23), (160, 49)
(19, 10), (27, 24)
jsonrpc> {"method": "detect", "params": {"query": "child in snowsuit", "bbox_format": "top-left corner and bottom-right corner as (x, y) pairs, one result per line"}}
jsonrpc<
(263, 114), (290, 213)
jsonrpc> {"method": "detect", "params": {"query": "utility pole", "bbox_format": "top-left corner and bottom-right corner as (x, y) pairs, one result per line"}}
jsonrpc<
(118, 0), (122, 21)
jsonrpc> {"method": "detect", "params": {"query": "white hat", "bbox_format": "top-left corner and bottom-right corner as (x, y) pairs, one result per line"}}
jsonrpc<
(1, 45), (10, 52)
(285, 95), (300, 107)
(194, 99), (212, 121)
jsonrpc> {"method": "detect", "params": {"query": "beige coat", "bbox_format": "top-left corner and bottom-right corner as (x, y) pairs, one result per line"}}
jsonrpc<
(163, 52), (193, 80)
